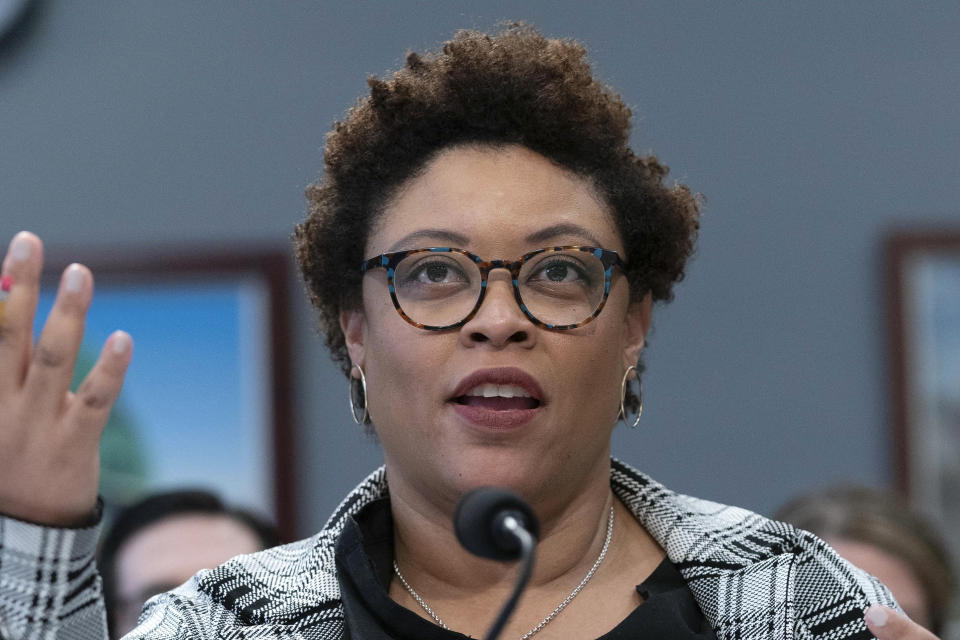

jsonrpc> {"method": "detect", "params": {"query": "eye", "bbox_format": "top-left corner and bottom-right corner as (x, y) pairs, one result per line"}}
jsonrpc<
(402, 256), (470, 285)
(423, 262), (452, 283)
(541, 261), (574, 282)
(528, 257), (590, 285)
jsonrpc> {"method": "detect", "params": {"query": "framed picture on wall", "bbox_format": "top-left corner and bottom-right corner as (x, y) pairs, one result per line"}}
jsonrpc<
(38, 248), (295, 539)
(885, 230), (960, 562)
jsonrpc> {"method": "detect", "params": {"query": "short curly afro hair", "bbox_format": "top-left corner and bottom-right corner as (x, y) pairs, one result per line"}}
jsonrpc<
(295, 24), (701, 381)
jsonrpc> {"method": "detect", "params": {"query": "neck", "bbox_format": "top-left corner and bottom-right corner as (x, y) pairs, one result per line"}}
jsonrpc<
(387, 458), (616, 598)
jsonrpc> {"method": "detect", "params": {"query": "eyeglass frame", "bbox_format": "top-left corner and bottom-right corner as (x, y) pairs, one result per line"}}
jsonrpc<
(359, 245), (627, 331)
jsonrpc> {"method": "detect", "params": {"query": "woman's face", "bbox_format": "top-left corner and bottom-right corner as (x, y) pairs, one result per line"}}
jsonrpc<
(342, 144), (650, 511)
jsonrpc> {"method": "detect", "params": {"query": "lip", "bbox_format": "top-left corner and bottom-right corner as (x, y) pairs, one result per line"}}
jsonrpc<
(449, 367), (545, 431)
(450, 367), (545, 402)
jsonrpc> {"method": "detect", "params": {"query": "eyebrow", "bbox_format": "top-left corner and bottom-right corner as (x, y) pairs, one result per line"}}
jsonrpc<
(387, 229), (471, 252)
(385, 222), (604, 253)
(524, 223), (603, 247)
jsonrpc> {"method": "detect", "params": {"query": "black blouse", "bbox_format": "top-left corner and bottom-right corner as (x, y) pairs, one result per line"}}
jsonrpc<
(335, 498), (718, 639)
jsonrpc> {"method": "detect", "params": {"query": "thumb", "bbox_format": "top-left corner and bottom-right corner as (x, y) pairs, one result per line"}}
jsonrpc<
(864, 606), (938, 640)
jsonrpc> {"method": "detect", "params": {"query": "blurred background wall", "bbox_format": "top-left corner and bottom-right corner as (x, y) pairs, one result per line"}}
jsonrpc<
(1, 1), (958, 537)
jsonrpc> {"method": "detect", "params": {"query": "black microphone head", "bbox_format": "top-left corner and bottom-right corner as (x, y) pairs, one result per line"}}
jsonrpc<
(454, 487), (540, 561)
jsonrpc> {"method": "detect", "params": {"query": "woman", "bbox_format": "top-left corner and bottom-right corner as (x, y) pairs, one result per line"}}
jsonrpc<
(0, 25), (936, 640)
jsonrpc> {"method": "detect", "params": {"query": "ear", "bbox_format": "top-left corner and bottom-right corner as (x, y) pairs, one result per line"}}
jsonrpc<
(621, 293), (652, 373)
(339, 307), (366, 376)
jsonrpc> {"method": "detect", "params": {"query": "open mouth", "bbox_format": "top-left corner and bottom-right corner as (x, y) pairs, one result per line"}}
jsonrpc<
(453, 383), (541, 411)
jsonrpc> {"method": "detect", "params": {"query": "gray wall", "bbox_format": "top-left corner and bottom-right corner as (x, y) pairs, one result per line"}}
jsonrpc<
(2, 1), (958, 537)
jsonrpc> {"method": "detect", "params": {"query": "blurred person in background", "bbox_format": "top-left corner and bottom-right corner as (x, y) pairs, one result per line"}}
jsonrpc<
(777, 486), (957, 637)
(98, 490), (279, 639)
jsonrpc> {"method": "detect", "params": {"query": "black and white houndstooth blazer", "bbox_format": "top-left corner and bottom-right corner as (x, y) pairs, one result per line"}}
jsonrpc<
(0, 458), (897, 639)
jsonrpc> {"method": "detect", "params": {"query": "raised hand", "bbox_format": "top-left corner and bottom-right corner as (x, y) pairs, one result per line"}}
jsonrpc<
(0, 231), (132, 527)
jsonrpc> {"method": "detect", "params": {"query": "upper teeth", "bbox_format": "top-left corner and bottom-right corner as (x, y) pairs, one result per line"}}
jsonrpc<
(467, 383), (532, 398)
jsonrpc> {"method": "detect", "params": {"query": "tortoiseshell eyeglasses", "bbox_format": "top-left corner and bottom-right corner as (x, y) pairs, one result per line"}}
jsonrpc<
(360, 246), (626, 331)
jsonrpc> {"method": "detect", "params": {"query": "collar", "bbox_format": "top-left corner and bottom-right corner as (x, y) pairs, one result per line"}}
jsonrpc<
(198, 459), (894, 639)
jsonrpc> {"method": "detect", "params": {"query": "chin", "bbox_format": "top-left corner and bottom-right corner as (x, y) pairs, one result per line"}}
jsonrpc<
(441, 451), (556, 498)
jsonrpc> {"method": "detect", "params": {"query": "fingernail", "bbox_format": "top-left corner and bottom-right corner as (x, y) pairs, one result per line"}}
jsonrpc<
(10, 233), (31, 262)
(111, 332), (131, 355)
(1, 275), (11, 293)
(865, 605), (888, 628)
(64, 265), (85, 293)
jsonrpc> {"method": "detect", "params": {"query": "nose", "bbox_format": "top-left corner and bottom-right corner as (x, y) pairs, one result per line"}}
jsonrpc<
(459, 270), (536, 348)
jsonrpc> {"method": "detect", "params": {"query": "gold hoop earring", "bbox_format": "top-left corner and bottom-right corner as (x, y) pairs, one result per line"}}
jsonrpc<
(349, 364), (368, 425)
(618, 365), (642, 429)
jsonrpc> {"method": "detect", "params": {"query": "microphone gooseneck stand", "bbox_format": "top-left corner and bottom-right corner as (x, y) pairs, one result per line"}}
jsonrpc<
(454, 488), (541, 640)
(481, 513), (537, 640)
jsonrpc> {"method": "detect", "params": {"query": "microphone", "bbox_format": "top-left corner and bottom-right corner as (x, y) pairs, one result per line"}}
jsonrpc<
(454, 487), (540, 640)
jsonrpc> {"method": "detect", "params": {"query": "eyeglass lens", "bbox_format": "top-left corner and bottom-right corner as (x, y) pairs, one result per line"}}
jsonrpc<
(392, 249), (607, 327)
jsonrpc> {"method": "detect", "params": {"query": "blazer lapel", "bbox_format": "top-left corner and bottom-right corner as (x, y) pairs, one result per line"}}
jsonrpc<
(611, 459), (797, 640)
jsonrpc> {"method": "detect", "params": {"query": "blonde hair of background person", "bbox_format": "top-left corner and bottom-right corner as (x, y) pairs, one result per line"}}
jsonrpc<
(777, 486), (957, 637)
(0, 24), (941, 640)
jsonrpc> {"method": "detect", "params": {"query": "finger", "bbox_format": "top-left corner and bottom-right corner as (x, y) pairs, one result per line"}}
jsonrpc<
(865, 605), (939, 639)
(23, 264), (93, 417)
(67, 331), (133, 441)
(0, 231), (44, 395)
